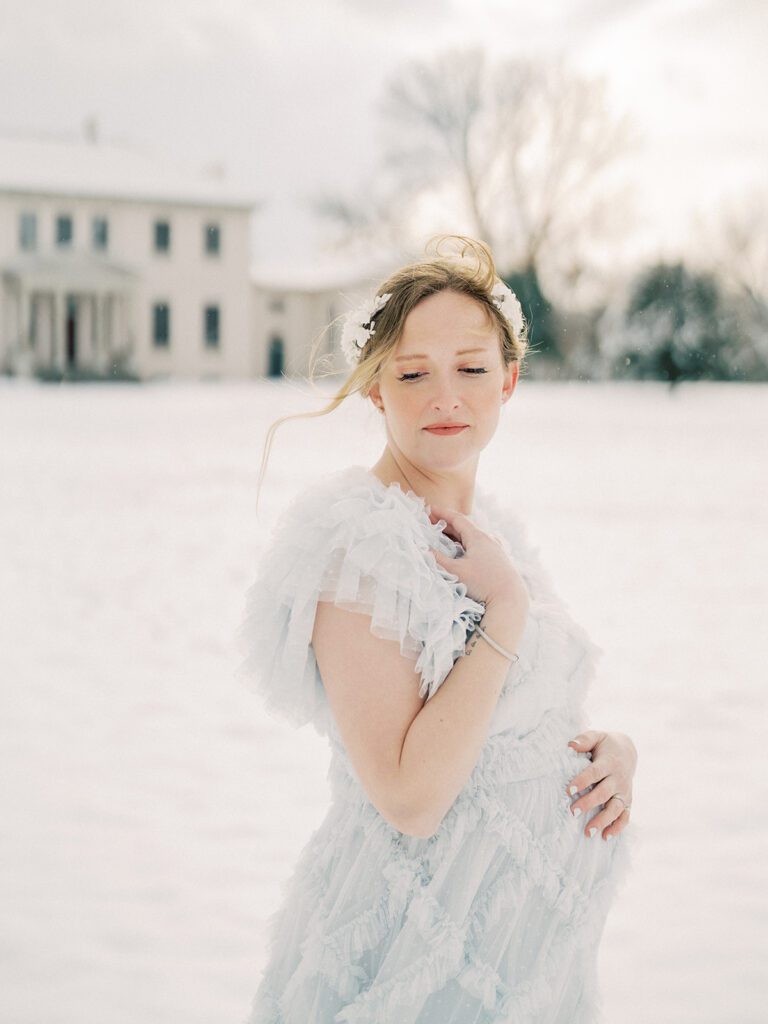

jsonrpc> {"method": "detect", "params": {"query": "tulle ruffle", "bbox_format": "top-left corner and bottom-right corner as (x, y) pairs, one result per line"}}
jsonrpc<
(235, 467), (485, 732)
(245, 730), (638, 1024)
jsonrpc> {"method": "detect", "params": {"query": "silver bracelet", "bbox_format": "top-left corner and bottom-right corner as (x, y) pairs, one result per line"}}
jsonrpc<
(473, 623), (519, 663)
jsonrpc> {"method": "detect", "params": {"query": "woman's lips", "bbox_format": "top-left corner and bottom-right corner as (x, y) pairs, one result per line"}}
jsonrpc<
(423, 425), (469, 435)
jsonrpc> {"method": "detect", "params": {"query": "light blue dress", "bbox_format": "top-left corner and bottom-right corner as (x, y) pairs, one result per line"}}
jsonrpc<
(236, 465), (635, 1023)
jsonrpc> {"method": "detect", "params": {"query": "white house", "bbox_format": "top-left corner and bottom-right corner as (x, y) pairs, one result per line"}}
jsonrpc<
(251, 262), (392, 380)
(0, 131), (257, 380)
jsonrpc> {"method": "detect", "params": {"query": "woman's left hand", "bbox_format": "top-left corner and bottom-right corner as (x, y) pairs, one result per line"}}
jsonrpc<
(565, 730), (637, 841)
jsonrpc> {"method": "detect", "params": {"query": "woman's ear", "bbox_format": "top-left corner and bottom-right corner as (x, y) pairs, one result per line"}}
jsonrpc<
(501, 361), (519, 404)
(369, 381), (384, 413)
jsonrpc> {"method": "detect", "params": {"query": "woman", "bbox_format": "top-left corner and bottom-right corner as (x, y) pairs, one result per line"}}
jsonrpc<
(238, 235), (638, 1022)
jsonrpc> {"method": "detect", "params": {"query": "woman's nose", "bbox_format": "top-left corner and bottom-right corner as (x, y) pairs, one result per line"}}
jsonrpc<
(430, 382), (461, 410)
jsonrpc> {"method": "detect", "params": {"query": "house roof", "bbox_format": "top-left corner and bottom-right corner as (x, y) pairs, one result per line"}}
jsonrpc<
(250, 256), (394, 294)
(0, 131), (259, 209)
(2, 253), (139, 292)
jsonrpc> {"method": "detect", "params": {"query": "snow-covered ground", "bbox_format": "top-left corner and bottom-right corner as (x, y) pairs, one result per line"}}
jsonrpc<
(0, 378), (765, 1024)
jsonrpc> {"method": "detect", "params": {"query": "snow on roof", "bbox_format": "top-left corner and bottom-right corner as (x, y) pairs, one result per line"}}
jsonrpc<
(0, 130), (260, 209)
(4, 253), (139, 291)
(250, 256), (394, 294)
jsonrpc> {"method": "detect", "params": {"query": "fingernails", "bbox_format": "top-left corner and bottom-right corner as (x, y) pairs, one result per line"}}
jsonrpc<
(568, 784), (579, 796)
(572, 806), (582, 818)
(605, 834), (615, 841)
(588, 827), (597, 838)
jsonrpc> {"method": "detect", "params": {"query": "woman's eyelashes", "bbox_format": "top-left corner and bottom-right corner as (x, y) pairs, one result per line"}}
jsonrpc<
(397, 368), (488, 382)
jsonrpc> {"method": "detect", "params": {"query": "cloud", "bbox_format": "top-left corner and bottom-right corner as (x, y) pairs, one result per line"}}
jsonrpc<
(335, 0), (455, 20)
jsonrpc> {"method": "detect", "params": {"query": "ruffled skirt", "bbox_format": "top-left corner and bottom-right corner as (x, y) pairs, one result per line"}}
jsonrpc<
(243, 720), (634, 1024)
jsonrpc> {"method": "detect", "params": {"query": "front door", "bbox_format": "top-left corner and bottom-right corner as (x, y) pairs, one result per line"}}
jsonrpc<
(65, 294), (78, 367)
(268, 335), (284, 377)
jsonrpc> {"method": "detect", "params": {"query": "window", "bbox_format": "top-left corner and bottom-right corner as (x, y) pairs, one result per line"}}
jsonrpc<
(204, 305), (220, 347)
(92, 216), (109, 251)
(269, 296), (285, 314)
(152, 303), (170, 346)
(56, 215), (73, 247)
(153, 220), (171, 253)
(204, 223), (220, 255)
(19, 212), (37, 251)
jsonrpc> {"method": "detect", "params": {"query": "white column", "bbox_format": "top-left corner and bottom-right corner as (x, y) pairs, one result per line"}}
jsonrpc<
(19, 285), (29, 352)
(1, 282), (11, 358)
(104, 294), (112, 360)
(70, 293), (80, 369)
(90, 294), (98, 364)
(39, 294), (53, 367)
(51, 291), (61, 369)
(10, 283), (21, 349)
(94, 293), (103, 370)
(115, 295), (124, 358)
(79, 294), (91, 369)
(101, 293), (112, 371)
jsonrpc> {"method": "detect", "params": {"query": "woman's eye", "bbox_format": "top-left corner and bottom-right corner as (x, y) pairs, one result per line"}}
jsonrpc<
(397, 368), (488, 382)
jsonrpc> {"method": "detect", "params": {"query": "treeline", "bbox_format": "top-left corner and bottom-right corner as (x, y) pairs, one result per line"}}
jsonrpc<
(507, 261), (768, 383)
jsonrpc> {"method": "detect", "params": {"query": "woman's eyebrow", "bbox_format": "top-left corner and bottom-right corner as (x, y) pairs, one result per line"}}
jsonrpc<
(394, 346), (488, 363)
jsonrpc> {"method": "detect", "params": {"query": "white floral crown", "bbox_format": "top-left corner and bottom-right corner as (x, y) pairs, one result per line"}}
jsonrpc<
(339, 280), (524, 368)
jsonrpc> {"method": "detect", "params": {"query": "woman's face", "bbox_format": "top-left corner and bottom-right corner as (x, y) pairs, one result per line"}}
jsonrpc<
(369, 289), (518, 474)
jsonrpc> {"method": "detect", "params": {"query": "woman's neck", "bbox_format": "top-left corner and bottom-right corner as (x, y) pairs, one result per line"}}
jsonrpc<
(368, 451), (477, 517)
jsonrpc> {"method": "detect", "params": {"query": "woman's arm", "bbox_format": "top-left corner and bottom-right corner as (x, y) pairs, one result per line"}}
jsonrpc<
(565, 730), (637, 840)
(313, 505), (529, 840)
(313, 594), (526, 839)
(395, 595), (526, 836)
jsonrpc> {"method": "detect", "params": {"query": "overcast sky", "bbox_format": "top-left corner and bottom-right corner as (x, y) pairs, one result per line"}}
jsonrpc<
(1, 0), (765, 275)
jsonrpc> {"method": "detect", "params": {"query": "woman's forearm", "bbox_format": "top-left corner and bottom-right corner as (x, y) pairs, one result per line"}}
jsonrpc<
(396, 597), (525, 837)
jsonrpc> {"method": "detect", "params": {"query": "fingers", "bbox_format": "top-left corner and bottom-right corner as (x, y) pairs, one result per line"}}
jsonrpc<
(588, 804), (631, 841)
(568, 768), (632, 812)
(570, 776), (615, 812)
(565, 757), (606, 796)
(569, 784), (631, 841)
(567, 730), (606, 753)
(428, 505), (475, 531)
(568, 775), (633, 841)
(428, 505), (474, 547)
(602, 807), (630, 839)
(431, 548), (455, 568)
(566, 734), (624, 797)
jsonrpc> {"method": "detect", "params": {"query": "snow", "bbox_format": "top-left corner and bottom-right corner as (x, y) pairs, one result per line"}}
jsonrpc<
(0, 131), (257, 209)
(250, 256), (393, 294)
(0, 378), (765, 1023)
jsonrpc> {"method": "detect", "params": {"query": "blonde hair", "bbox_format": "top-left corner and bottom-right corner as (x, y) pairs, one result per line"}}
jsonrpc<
(255, 234), (529, 512)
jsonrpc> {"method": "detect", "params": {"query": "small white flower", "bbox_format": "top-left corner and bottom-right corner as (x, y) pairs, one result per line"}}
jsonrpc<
(490, 280), (525, 338)
(340, 292), (393, 367)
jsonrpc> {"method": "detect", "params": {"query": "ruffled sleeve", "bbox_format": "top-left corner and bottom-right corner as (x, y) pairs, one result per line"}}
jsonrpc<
(234, 470), (486, 733)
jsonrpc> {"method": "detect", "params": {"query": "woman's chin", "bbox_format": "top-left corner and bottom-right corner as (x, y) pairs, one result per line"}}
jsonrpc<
(413, 445), (479, 474)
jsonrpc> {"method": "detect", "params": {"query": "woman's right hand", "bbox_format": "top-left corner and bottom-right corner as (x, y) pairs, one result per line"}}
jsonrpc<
(427, 505), (530, 613)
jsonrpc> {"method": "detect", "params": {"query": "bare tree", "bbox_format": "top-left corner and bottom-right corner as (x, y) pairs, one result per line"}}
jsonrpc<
(377, 47), (492, 243)
(691, 187), (768, 317)
(310, 47), (640, 304)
